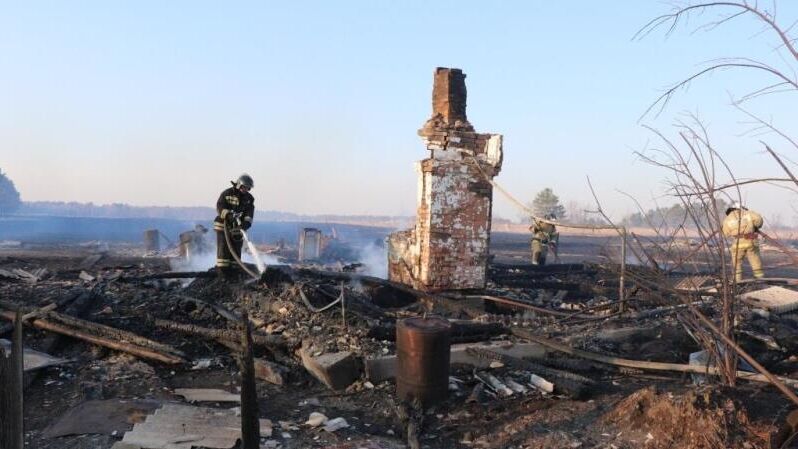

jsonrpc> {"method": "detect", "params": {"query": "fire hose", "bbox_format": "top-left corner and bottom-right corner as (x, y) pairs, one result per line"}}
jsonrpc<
(222, 216), (261, 281)
(758, 230), (798, 266)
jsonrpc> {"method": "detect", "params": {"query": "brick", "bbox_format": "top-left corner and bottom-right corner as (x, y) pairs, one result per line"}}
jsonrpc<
(300, 347), (360, 391)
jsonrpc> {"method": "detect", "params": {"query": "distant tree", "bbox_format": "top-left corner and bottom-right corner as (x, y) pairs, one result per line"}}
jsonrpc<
(621, 198), (731, 229)
(0, 169), (21, 215)
(530, 188), (566, 220)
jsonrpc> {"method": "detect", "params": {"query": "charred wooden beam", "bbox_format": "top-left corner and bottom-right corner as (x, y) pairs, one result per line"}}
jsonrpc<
(512, 329), (798, 390)
(0, 311), (24, 449)
(239, 313), (260, 449)
(0, 310), (183, 365)
(41, 310), (185, 358)
(487, 278), (585, 291)
(153, 319), (285, 350)
(122, 271), (216, 281)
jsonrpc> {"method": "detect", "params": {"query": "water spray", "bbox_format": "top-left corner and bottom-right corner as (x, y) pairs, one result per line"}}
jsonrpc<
(241, 230), (266, 275)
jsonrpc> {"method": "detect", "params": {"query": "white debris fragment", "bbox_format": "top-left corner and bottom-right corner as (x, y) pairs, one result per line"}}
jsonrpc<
(305, 412), (328, 428)
(485, 374), (514, 397)
(191, 359), (213, 370)
(323, 417), (349, 432)
(278, 420), (299, 430)
(260, 418), (273, 437)
(528, 373), (554, 394)
(298, 397), (321, 407)
(504, 378), (528, 394)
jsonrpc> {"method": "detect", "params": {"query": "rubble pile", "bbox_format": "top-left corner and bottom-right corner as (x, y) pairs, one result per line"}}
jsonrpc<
(1, 239), (798, 449)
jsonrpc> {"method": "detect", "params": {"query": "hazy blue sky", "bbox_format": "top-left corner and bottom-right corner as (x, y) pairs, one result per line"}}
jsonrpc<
(2, 1), (797, 222)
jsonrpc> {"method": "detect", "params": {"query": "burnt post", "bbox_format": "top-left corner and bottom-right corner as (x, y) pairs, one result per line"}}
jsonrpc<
(0, 310), (24, 449)
(143, 229), (160, 251)
(239, 312), (260, 449)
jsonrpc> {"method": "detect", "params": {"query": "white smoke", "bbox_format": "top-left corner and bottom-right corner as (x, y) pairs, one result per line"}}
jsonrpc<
(169, 250), (216, 273)
(169, 236), (280, 273)
(357, 240), (388, 279)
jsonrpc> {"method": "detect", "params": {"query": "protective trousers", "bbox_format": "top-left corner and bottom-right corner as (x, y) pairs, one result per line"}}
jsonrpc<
(216, 230), (243, 269)
(531, 238), (548, 266)
(730, 239), (764, 282)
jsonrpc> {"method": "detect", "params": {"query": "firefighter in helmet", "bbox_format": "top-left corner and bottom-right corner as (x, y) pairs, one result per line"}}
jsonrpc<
(722, 202), (764, 282)
(214, 174), (255, 276)
(530, 214), (558, 266)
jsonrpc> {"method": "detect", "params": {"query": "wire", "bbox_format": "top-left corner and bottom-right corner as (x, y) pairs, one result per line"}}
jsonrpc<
(298, 284), (344, 313)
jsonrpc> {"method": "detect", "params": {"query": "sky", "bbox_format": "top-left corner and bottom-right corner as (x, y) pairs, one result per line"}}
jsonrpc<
(1, 1), (797, 223)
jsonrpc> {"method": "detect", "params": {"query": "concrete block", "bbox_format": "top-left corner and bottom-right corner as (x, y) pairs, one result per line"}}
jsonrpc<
(300, 348), (360, 391)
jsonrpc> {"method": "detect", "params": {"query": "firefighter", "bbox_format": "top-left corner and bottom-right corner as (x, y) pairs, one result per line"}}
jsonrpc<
(214, 174), (255, 277)
(722, 202), (764, 282)
(530, 214), (558, 266)
(179, 224), (209, 261)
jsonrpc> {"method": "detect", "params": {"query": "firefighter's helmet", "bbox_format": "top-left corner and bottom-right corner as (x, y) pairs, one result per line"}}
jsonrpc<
(236, 174), (254, 190)
(725, 202), (745, 215)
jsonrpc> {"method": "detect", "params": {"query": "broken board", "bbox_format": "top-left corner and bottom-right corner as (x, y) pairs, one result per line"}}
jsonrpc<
(119, 403), (241, 449)
(739, 286), (798, 314)
(174, 388), (240, 403)
(42, 399), (161, 438)
(0, 339), (71, 371)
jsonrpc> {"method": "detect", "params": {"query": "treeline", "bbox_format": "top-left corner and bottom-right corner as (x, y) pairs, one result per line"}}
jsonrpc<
(17, 201), (412, 225)
(621, 200), (731, 228)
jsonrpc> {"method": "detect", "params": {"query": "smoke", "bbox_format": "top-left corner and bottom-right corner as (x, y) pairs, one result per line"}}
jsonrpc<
(357, 240), (388, 279)
(169, 250), (216, 273)
(169, 236), (281, 273)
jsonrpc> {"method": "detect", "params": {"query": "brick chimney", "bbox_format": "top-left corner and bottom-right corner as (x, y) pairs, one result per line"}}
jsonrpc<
(432, 67), (468, 125)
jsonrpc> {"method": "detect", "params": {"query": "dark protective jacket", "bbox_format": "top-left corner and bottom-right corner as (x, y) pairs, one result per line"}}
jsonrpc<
(213, 185), (255, 232)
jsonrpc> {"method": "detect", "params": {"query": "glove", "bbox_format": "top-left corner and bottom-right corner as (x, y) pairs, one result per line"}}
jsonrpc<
(242, 221), (251, 231)
(229, 212), (243, 226)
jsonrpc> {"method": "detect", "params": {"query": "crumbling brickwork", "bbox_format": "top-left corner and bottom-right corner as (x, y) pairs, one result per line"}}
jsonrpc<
(388, 67), (503, 291)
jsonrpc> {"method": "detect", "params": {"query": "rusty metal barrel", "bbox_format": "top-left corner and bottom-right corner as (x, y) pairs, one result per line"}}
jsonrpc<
(396, 317), (451, 406)
(142, 229), (160, 251)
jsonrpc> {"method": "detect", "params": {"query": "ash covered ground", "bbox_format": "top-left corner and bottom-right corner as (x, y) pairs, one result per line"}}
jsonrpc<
(1, 224), (798, 449)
